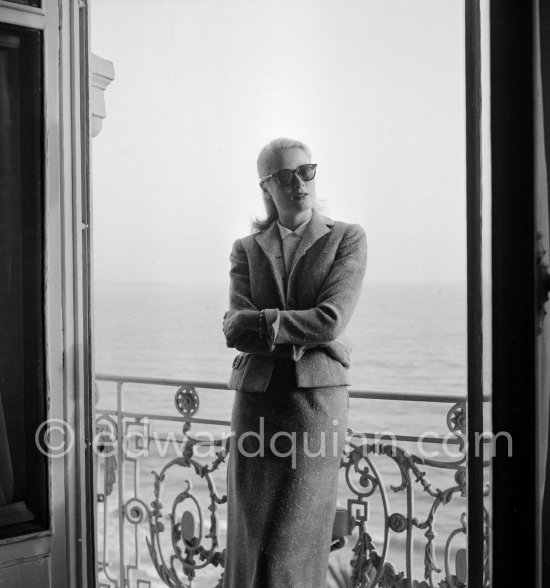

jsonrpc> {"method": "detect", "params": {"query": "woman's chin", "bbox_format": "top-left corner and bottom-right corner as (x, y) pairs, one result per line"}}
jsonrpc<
(291, 198), (312, 211)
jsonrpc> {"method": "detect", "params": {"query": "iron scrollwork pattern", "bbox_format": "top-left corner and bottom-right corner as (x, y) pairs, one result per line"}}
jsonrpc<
(95, 377), (488, 587)
(122, 437), (228, 587)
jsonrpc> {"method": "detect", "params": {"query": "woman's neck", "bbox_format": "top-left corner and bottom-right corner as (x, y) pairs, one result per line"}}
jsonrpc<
(277, 209), (312, 231)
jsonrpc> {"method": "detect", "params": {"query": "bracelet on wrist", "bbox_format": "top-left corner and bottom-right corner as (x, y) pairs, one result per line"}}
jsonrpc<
(259, 309), (265, 340)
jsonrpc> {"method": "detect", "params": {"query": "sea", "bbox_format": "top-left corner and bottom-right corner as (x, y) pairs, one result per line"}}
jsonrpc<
(94, 280), (468, 587)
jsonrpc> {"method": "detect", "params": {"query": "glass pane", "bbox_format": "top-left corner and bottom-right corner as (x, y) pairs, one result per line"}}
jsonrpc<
(3, 0), (42, 8)
(0, 23), (47, 538)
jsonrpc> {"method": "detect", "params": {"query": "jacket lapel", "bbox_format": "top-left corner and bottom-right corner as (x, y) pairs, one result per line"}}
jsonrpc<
(255, 222), (287, 307)
(255, 211), (334, 305)
(288, 211), (333, 280)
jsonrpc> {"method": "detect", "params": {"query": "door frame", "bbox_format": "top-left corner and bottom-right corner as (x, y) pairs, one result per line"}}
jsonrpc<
(0, 0), (95, 586)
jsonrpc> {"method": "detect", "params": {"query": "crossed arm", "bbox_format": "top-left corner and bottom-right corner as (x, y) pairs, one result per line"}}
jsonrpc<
(223, 310), (352, 365)
(223, 224), (367, 366)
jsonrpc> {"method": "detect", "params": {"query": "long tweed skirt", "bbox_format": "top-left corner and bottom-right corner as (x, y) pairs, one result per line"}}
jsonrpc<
(222, 359), (349, 588)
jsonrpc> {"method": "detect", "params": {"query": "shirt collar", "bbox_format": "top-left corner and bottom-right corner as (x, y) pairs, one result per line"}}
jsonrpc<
(277, 215), (312, 239)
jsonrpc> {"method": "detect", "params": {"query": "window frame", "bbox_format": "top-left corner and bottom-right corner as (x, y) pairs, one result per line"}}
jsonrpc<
(0, 1), (95, 586)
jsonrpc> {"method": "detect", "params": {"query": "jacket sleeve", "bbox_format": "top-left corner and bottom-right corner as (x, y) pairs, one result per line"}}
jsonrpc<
(228, 238), (307, 361)
(264, 224), (367, 346)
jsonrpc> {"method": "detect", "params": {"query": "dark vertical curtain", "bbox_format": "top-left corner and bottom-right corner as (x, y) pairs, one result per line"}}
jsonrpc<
(0, 39), (20, 506)
(537, 1), (550, 584)
(0, 25), (47, 531)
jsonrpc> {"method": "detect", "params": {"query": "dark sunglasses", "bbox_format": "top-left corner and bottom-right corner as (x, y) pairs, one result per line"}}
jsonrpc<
(259, 163), (317, 187)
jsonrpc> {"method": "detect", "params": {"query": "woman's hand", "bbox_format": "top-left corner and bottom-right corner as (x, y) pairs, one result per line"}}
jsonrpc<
(223, 309), (260, 347)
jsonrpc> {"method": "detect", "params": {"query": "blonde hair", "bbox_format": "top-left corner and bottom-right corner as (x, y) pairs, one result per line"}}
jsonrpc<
(252, 137), (313, 232)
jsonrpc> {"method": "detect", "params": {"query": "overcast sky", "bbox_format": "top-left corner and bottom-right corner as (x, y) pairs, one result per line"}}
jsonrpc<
(91, 0), (466, 285)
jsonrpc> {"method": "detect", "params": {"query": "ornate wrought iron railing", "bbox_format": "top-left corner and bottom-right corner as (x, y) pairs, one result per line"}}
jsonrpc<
(94, 374), (489, 588)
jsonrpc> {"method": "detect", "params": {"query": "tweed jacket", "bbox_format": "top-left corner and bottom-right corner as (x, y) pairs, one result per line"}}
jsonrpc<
(228, 210), (367, 393)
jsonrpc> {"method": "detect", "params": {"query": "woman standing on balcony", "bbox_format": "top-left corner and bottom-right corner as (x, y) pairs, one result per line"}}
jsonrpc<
(222, 137), (367, 588)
